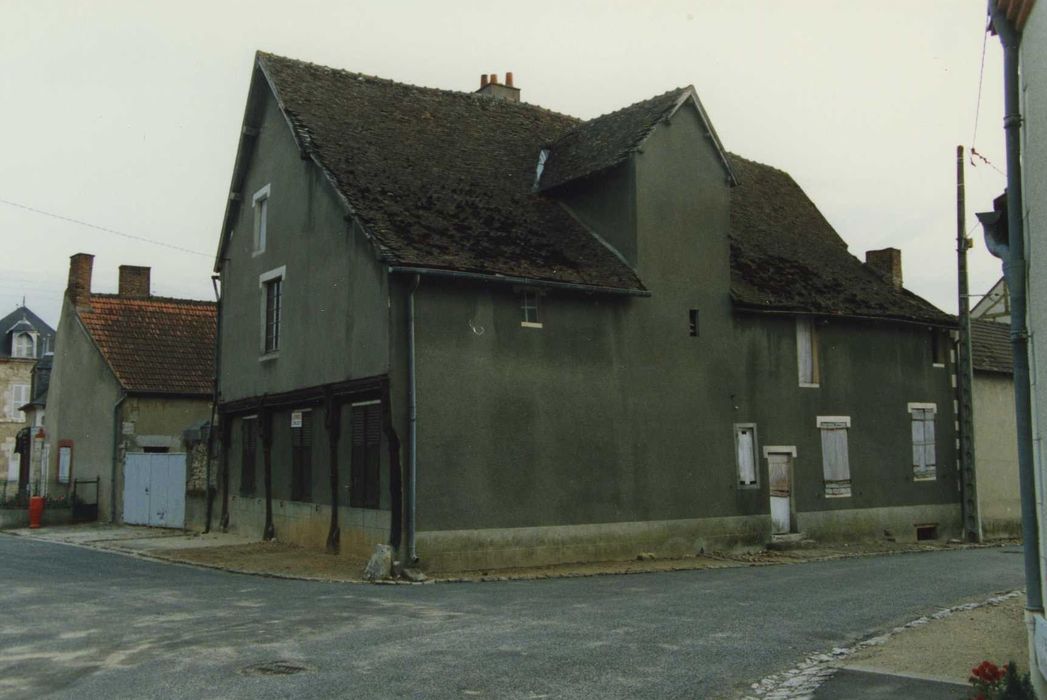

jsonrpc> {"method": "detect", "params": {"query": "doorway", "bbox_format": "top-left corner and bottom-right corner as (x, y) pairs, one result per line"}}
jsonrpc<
(764, 448), (797, 535)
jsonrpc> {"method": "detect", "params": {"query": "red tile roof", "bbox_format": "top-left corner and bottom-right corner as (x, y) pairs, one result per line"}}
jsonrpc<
(78, 294), (216, 396)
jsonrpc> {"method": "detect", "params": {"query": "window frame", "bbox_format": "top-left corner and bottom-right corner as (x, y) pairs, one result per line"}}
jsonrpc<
(797, 317), (820, 388)
(520, 290), (542, 329)
(931, 330), (948, 367)
(252, 184), (270, 256)
(12, 332), (35, 358)
(908, 402), (937, 481)
(240, 415), (258, 496)
(734, 423), (759, 488)
(289, 408), (313, 502)
(258, 266), (286, 358)
(349, 399), (382, 509)
(816, 415), (851, 497)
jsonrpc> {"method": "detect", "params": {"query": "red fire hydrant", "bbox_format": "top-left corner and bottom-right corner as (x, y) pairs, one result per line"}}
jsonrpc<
(28, 496), (44, 529)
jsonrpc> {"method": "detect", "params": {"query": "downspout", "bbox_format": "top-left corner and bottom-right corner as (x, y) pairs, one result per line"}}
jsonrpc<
(407, 274), (420, 563)
(989, 0), (1043, 614)
(110, 392), (126, 523)
(204, 274), (223, 533)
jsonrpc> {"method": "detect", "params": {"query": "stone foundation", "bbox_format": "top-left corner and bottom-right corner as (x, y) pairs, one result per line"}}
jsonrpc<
(795, 503), (962, 542)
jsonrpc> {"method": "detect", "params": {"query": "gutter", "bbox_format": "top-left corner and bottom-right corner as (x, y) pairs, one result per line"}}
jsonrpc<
(110, 392), (127, 523)
(407, 274), (420, 563)
(985, 0), (1043, 614)
(388, 265), (650, 297)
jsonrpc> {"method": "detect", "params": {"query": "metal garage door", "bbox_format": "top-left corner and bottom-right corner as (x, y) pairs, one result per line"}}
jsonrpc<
(123, 453), (186, 528)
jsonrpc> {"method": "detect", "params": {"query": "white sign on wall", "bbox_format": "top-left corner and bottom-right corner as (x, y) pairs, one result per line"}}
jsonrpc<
(58, 446), (72, 484)
(291, 411), (303, 428)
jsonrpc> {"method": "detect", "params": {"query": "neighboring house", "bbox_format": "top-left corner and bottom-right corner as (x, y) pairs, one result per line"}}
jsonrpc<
(212, 52), (958, 571)
(43, 254), (216, 526)
(0, 305), (55, 499)
(16, 352), (52, 498)
(971, 277), (1010, 323)
(970, 319), (1020, 537)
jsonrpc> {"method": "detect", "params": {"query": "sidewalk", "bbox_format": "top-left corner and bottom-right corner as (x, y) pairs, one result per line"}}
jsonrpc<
(747, 590), (1028, 700)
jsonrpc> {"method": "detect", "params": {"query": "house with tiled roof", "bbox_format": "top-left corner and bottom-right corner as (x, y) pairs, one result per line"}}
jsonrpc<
(212, 52), (959, 570)
(41, 254), (215, 526)
(0, 305), (54, 498)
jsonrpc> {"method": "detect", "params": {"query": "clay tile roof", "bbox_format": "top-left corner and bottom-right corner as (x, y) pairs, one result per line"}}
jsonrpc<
(78, 295), (216, 395)
(971, 319), (1013, 374)
(728, 154), (954, 326)
(255, 53), (644, 292)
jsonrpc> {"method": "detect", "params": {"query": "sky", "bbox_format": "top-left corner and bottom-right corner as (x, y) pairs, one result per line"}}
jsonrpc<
(0, 1), (1009, 329)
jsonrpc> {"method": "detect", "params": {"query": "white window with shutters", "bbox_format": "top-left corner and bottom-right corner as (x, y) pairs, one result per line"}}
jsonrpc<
(8, 384), (29, 422)
(908, 403), (937, 480)
(817, 416), (851, 497)
(797, 317), (820, 387)
(734, 423), (758, 487)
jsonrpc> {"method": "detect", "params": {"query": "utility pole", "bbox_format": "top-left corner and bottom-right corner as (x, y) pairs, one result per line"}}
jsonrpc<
(957, 145), (981, 543)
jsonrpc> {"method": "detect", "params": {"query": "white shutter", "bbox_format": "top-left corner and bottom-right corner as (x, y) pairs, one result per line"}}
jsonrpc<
(820, 425), (850, 482)
(58, 446), (71, 484)
(911, 412), (926, 469)
(6, 456), (17, 481)
(924, 416), (935, 468)
(736, 429), (756, 485)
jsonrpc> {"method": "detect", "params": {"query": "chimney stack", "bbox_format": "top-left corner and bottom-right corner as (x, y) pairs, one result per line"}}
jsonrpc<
(118, 265), (151, 297)
(66, 253), (94, 310)
(865, 248), (903, 289)
(476, 70), (521, 103)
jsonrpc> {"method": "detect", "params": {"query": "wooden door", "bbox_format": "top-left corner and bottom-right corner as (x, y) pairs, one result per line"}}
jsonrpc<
(768, 453), (792, 535)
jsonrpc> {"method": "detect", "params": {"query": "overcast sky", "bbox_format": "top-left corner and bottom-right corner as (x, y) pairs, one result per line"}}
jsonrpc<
(0, 1), (1008, 329)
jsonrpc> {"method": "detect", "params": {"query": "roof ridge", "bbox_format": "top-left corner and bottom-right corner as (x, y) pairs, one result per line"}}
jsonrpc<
(550, 86), (690, 143)
(89, 293), (215, 306)
(256, 51), (582, 124)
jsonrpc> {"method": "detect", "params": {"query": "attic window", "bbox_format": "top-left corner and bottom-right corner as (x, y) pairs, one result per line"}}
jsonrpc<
(521, 291), (542, 328)
(253, 185), (270, 255)
(12, 332), (34, 358)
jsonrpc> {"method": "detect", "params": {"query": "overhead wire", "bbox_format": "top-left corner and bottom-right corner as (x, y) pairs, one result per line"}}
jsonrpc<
(0, 197), (212, 258)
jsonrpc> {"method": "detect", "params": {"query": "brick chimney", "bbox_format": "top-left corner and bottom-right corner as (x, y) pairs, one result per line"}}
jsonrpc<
(66, 253), (94, 310)
(865, 248), (903, 289)
(118, 265), (151, 297)
(476, 72), (520, 103)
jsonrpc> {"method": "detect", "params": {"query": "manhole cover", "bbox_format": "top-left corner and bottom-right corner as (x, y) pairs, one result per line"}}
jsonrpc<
(241, 661), (310, 676)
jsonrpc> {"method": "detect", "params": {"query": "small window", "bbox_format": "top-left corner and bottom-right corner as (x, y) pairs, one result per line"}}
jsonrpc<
(521, 291), (542, 328)
(797, 318), (820, 386)
(817, 416), (851, 497)
(264, 277), (282, 354)
(253, 185), (270, 254)
(240, 417), (257, 496)
(8, 384), (29, 421)
(734, 424), (758, 487)
(931, 330), (948, 366)
(290, 410), (312, 502)
(57, 441), (73, 484)
(12, 332), (34, 358)
(350, 400), (382, 509)
(689, 309), (700, 337)
(909, 403), (937, 480)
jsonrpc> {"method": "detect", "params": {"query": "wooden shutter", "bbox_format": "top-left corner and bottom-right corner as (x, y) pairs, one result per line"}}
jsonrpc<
(797, 319), (816, 384)
(241, 419), (257, 495)
(365, 404), (381, 508)
(350, 405), (367, 508)
(820, 424), (850, 495)
(912, 409), (935, 477)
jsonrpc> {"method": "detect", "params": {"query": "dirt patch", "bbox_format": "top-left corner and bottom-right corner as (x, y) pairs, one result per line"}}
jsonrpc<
(156, 541), (369, 582)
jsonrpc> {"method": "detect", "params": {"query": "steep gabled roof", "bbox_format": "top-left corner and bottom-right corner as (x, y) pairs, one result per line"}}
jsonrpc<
(77, 296), (216, 396)
(972, 319), (1013, 374)
(216, 52), (646, 293)
(536, 87), (735, 191)
(728, 154), (953, 326)
(0, 306), (55, 359)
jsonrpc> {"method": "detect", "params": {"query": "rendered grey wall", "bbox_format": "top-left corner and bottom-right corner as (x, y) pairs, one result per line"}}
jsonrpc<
(218, 85), (390, 404)
(410, 101), (958, 534)
(42, 301), (121, 517)
(973, 372), (1020, 535)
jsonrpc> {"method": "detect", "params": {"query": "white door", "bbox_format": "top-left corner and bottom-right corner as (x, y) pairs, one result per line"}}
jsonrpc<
(768, 453), (792, 535)
(123, 453), (186, 528)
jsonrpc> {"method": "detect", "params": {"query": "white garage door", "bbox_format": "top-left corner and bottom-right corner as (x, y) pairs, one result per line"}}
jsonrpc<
(123, 453), (186, 528)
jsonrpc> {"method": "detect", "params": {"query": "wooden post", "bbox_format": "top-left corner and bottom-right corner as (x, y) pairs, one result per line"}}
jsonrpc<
(219, 418), (231, 531)
(956, 145), (981, 542)
(325, 390), (341, 554)
(383, 385), (403, 551)
(261, 406), (275, 541)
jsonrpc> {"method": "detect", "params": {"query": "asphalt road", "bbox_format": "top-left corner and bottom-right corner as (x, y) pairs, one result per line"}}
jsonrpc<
(0, 537), (1025, 699)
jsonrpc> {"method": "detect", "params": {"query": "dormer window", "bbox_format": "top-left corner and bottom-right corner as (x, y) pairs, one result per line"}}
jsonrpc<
(12, 332), (34, 358)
